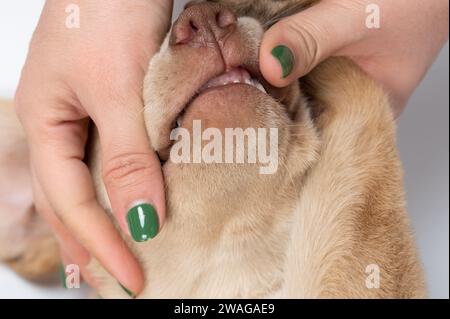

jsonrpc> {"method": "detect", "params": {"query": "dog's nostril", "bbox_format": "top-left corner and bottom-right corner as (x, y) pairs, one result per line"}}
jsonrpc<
(190, 20), (199, 32)
(172, 19), (201, 45)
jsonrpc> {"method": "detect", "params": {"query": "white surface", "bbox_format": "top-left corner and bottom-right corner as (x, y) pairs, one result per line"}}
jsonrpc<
(0, 264), (90, 299)
(0, 0), (448, 299)
(397, 43), (449, 299)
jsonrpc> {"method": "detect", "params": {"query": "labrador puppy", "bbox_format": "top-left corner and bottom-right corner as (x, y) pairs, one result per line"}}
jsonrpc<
(0, 0), (425, 298)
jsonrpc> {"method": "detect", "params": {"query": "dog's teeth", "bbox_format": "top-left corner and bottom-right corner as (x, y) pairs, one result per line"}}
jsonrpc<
(176, 117), (182, 127)
(246, 78), (266, 94)
(254, 81), (267, 94)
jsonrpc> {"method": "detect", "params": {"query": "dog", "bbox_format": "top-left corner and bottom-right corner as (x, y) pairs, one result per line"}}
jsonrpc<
(0, 0), (425, 298)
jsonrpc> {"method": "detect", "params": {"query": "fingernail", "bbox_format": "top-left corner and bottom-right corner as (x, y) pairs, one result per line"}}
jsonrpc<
(59, 264), (67, 289)
(119, 283), (135, 298)
(271, 45), (295, 78)
(127, 203), (159, 242)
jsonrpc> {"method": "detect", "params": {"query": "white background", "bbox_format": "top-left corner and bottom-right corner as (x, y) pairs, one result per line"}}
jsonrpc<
(0, 0), (448, 298)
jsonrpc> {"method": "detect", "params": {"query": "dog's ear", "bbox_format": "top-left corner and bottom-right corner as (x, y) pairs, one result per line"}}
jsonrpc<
(0, 100), (59, 281)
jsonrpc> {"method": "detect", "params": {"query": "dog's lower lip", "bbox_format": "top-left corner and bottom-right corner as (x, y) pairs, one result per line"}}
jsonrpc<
(174, 68), (266, 129)
(164, 68), (269, 161)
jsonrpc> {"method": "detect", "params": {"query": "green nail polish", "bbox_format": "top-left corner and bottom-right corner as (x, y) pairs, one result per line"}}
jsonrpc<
(59, 264), (67, 289)
(271, 45), (295, 78)
(119, 283), (135, 298)
(127, 203), (159, 242)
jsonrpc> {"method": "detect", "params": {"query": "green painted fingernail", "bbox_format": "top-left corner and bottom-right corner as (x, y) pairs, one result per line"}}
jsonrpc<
(59, 264), (67, 289)
(127, 203), (159, 242)
(119, 283), (135, 298)
(272, 45), (295, 78)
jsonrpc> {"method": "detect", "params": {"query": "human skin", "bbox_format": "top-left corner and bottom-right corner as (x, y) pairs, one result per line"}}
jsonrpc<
(14, 0), (173, 295)
(14, 0), (448, 296)
(260, 0), (449, 116)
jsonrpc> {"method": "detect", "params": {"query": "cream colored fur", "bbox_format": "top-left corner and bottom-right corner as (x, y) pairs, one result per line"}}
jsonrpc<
(0, 0), (425, 298)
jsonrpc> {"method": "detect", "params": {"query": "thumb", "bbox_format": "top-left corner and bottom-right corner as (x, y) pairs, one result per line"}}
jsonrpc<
(260, 1), (367, 87)
(93, 95), (166, 243)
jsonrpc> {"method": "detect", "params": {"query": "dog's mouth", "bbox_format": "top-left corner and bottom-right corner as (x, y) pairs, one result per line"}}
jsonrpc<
(174, 66), (268, 128)
(146, 11), (296, 165)
(156, 65), (271, 163)
(199, 67), (266, 94)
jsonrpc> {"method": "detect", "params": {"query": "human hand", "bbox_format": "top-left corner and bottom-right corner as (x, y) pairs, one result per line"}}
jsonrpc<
(260, 0), (449, 116)
(15, 0), (173, 295)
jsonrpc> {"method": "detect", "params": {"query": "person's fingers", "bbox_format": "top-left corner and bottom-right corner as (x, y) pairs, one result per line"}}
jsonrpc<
(31, 167), (91, 266)
(91, 94), (166, 244)
(260, 0), (367, 87)
(59, 246), (98, 289)
(60, 250), (72, 269)
(28, 119), (144, 296)
(31, 168), (97, 287)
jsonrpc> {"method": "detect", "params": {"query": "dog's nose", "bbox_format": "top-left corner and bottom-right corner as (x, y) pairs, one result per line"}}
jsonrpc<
(170, 3), (237, 46)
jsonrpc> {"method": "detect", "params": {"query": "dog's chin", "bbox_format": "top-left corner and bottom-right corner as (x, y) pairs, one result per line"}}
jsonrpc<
(181, 84), (271, 130)
(161, 83), (294, 210)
